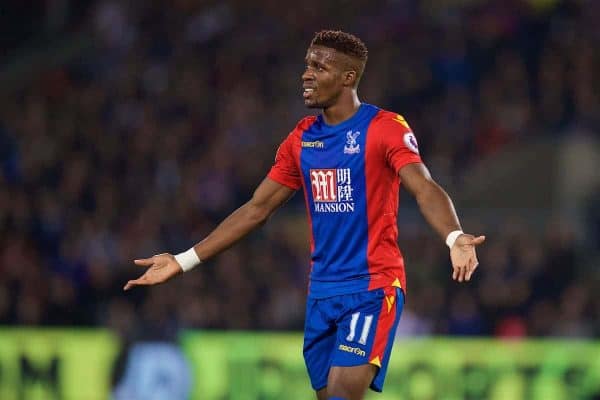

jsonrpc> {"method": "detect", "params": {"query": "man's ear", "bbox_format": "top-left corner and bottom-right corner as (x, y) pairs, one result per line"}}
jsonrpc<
(343, 70), (357, 87)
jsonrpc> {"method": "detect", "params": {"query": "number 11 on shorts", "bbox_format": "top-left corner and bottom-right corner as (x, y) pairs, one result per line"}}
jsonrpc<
(346, 312), (373, 345)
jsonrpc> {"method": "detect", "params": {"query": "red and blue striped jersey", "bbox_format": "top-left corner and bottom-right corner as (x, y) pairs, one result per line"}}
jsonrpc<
(267, 103), (422, 299)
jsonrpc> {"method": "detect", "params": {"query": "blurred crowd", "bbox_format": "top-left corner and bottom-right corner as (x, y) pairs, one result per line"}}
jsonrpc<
(0, 0), (599, 340)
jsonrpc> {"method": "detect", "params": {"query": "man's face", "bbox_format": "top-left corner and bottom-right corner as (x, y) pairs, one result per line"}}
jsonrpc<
(302, 46), (346, 109)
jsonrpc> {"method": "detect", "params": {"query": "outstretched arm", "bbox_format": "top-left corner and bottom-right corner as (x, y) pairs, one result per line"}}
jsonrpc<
(187, 177), (296, 260)
(399, 163), (485, 282)
(124, 177), (296, 290)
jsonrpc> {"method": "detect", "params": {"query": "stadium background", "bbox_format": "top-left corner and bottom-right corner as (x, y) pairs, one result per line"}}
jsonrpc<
(0, 0), (599, 399)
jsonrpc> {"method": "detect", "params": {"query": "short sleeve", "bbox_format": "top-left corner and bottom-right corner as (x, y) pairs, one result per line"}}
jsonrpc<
(380, 114), (423, 173)
(267, 133), (302, 190)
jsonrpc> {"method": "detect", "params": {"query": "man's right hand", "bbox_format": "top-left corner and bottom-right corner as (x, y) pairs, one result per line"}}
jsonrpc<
(123, 253), (183, 291)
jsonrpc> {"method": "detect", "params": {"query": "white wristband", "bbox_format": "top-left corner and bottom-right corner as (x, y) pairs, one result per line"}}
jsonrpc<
(445, 230), (464, 248)
(174, 248), (202, 272)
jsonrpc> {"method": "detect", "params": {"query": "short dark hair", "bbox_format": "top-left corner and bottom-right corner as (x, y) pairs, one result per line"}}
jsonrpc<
(310, 30), (368, 62)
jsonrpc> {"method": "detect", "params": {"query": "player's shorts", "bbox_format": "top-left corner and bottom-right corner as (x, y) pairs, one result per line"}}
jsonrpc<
(303, 286), (404, 392)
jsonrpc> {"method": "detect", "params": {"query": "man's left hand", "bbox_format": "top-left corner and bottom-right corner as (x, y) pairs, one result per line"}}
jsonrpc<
(450, 234), (486, 282)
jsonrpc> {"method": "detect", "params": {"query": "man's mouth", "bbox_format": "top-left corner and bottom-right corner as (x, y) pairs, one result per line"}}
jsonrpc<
(303, 88), (315, 99)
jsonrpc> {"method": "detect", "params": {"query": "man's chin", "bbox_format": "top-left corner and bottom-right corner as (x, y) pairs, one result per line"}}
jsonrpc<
(304, 100), (322, 109)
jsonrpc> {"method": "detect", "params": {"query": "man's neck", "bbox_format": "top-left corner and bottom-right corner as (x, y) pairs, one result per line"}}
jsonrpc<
(322, 93), (361, 126)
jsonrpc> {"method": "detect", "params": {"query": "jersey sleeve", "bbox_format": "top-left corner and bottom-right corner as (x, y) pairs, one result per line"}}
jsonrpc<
(267, 132), (302, 190)
(380, 114), (423, 173)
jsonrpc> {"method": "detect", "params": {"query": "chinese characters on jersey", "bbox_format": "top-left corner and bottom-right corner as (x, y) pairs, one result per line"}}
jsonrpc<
(310, 168), (355, 213)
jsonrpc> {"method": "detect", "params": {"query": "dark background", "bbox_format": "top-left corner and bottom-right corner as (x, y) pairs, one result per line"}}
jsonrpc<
(0, 0), (598, 342)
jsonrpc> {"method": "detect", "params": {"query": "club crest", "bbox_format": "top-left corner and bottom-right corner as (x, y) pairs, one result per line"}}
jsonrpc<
(344, 130), (361, 154)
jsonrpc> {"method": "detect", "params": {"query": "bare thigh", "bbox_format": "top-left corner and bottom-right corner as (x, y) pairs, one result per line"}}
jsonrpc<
(315, 364), (378, 400)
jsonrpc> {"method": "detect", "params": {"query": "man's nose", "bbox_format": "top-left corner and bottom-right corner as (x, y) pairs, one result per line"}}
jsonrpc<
(302, 69), (314, 81)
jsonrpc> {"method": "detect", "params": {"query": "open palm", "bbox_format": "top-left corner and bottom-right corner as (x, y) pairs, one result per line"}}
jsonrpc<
(450, 234), (485, 282)
(123, 253), (183, 291)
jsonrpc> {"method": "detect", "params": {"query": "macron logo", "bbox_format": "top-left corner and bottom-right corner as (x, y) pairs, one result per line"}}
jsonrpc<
(302, 141), (325, 149)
